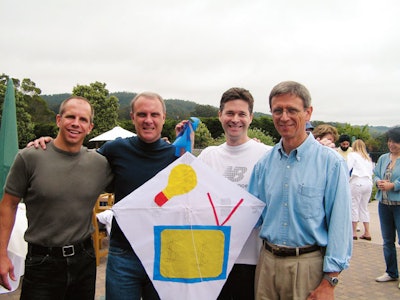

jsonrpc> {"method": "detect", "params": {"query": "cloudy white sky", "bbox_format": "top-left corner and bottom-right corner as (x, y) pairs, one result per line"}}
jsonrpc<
(1, 0), (399, 126)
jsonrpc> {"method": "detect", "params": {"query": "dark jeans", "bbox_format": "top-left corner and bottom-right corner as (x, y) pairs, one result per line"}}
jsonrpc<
(378, 202), (400, 278)
(217, 264), (256, 300)
(20, 243), (96, 300)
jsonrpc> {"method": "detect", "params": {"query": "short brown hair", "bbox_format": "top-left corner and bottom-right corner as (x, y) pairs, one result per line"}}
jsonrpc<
(220, 87), (254, 114)
(312, 124), (339, 142)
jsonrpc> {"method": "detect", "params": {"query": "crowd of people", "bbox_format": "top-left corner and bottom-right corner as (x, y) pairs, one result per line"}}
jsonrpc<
(0, 81), (399, 300)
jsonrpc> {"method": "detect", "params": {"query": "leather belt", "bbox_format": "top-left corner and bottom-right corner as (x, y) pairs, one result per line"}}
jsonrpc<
(263, 240), (323, 257)
(28, 237), (92, 258)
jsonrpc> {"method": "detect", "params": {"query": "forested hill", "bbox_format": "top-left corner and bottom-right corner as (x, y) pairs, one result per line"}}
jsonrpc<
(42, 92), (208, 120)
(41, 92), (388, 136)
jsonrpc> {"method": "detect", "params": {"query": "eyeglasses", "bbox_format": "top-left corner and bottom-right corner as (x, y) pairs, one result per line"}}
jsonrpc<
(271, 107), (303, 117)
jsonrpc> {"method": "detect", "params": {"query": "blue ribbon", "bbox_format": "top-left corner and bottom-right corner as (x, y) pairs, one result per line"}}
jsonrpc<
(172, 117), (200, 156)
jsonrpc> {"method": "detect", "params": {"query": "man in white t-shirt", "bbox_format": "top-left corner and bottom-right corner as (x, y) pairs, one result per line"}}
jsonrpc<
(198, 87), (272, 300)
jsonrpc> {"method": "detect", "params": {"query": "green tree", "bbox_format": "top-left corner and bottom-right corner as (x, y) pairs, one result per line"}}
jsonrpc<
(166, 99), (197, 120)
(369, 131), (389, 162)
(251, 116), (279, 143)
(200, 117), (223, 139)
(336, 123), (371, 142)
(118, 119), (136, 133)
(162, 119), (179, 142)
(248, 128), (275, 146)
(34, 123), (58, 139)
(0, 74), (35, 147)
(191, 104), (219, 118)
(25, 95), (55, 124)
(72, 82), (119, 141)
(335, 123), (378, 152)
(20, 78), (41, 96)
(194, 122), (214, 148)
(206, 127), (275, 147)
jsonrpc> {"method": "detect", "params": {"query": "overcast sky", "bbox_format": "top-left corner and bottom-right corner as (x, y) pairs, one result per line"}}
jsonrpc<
(1, 0), (399, 127)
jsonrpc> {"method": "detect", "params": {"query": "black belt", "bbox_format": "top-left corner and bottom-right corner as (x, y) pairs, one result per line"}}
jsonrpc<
(28, 237), (92, 258)
(263, 240), (323, 257)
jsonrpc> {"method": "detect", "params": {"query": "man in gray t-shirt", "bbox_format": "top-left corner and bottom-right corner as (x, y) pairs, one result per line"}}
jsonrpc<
(0, 96), (113, 299)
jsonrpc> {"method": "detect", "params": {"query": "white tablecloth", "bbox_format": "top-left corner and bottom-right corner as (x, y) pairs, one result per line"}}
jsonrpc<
(0, 203), (28, 294)
(97, 209), (113, 235)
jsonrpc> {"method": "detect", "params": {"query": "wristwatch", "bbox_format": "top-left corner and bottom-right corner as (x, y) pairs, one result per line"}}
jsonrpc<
(323, 274), (339, 287)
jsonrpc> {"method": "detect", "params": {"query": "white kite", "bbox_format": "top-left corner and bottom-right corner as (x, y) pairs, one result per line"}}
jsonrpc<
(113, 152), (265, 300)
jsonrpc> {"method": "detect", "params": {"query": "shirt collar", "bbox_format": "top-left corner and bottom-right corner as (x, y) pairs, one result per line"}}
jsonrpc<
(277, 133), (316, 161)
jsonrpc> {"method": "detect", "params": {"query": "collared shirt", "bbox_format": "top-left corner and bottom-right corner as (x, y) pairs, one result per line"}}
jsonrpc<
(248, 134), (352, 272)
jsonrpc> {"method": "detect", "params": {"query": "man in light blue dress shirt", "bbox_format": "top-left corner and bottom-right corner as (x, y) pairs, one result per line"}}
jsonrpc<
(248, 81), (352, 300)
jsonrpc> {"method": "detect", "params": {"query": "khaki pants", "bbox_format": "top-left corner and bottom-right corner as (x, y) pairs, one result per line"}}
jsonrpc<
(255, 246), (324, 300)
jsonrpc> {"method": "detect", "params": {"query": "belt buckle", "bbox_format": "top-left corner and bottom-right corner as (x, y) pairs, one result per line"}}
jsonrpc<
(62, 245), (75, 257)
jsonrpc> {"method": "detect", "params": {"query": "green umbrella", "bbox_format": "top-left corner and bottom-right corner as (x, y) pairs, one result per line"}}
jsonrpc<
(0, 79), (18, 199)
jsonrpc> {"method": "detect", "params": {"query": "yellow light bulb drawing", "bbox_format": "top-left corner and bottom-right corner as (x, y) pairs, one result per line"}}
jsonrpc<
(155, 164), (197, 206)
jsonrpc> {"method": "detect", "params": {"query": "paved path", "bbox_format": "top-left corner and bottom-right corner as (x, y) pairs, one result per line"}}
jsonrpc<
(1, 200), (400, 299)
(335, 200), (400, 299)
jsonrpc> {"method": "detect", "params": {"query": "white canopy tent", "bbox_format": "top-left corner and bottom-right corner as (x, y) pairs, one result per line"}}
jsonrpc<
(89, 126), (136, 142)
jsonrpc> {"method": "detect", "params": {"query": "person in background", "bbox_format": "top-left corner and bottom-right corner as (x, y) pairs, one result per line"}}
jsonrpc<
(305, 121), (314, 132)
(347, 139), (373, 241)
(198, 87), (272, 300)
(337, 134), (353, 160)
(248, 81), (352, 300)
(0, 96), (113, 299)
(312, 124), (339, 149)
(374, 127), (400, 287)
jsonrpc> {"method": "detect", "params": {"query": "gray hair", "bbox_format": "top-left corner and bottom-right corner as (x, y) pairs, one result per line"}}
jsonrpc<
(130, 92), (166, 114)
(269, 81), (312, 109)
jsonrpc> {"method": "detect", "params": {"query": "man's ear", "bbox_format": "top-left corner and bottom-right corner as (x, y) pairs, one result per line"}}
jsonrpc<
(55, 114), (61, 128)
(87, 122), (94, 135)
(305, 106), (313, 121)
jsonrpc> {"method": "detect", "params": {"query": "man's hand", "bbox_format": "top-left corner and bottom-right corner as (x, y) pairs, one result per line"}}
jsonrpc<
(174, 120), (191, 137)
(0, 193), (20, 290)
(26, 136), (53, 149)
(0, 254), (16, 291)
(307, 274), (337, 300)
(174, 120), (195, 156)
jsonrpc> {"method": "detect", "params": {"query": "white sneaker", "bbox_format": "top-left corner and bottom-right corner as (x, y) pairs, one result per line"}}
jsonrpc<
(398, 282), (400, 289)
(375, 272), (397, 282)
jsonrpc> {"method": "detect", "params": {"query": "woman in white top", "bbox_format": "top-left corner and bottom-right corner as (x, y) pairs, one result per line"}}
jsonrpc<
(347, 139), (374, 240)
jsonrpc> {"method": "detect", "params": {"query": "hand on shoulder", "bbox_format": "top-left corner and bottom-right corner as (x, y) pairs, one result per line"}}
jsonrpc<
(26, 136), (53, 150)
(317, 137), (336, 149)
